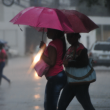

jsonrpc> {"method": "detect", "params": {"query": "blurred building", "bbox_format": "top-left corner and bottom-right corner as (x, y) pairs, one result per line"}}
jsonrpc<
(0, 2), (27, 56)
(80, 17), (110, 50)
(0, 0), (45, 56)
(29, 0), (110, 50)
(77, 1), (110, 49)
(1, 0), (110, 55)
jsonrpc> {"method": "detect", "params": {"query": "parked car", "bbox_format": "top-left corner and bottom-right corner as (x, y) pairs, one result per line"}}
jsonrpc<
(88, 41), (110, 67)
(8, 48), (18, 57)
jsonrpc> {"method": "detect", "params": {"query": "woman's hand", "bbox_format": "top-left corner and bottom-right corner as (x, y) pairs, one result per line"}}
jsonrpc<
(39, 41), (45, 48)
(63, 60), (68, 67)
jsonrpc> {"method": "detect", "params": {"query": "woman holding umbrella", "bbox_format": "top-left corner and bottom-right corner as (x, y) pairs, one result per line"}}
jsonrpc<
(9, 7), (85, 110)
(57, 10), (98, 110)
(40, 28), (67, 110)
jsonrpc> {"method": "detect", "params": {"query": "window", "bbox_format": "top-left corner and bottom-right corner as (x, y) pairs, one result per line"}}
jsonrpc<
(94, 44), (110, 51)
(96, 25), (110, 41)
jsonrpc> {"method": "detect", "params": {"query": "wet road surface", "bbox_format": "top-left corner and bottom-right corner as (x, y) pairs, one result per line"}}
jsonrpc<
(0, 56), (110, 110)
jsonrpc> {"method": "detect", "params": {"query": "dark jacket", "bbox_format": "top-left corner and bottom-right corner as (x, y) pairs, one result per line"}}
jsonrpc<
(68, 48), (89, 68)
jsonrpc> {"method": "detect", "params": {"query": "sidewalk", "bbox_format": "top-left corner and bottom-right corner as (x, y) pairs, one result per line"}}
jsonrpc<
(0, 56), (110, 110)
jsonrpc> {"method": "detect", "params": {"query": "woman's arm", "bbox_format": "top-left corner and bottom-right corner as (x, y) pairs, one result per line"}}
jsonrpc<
(42, 46), (57, 67)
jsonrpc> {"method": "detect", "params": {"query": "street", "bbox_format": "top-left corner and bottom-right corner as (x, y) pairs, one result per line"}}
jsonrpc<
(0, 56), (110, 110)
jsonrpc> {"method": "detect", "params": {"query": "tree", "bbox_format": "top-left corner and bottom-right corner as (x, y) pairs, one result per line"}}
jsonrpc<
(50, 0), (59, 8)
(79, 0), (110, 11)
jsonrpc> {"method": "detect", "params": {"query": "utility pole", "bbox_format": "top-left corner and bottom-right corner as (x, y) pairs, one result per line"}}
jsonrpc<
(101, 25), (104, 41)
(87, 36), (90, 50)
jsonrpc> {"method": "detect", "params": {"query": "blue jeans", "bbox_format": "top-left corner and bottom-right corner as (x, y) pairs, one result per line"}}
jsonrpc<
(0, 62), (10, 84)
(58, 83), (95, 110)
(44, 71), (67, 110)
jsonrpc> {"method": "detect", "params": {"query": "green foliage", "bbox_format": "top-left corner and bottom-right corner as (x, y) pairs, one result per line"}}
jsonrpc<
(105, 0), (110, 8)
(79, 0), (100, 7)
(79, 0), (110, 11)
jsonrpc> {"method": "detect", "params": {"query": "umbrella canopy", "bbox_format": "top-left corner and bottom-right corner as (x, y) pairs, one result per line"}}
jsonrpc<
(61, 10), (99, 33)
(10, 7), (74, 33)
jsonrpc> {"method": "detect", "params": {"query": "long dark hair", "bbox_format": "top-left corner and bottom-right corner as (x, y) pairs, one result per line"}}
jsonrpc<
(56, 30), (66, 59)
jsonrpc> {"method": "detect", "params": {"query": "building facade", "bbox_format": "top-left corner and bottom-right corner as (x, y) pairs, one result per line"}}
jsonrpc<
(1, 0), (110, 56)
(0, 2), (28, 56)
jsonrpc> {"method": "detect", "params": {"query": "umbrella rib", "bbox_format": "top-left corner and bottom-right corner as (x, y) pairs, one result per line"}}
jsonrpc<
(54, 9), (64, 31)
(35, 7), (46, 28)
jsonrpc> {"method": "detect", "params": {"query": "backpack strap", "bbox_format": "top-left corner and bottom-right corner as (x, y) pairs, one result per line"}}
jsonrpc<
(76, 43), (84, 52)
(75, 43), (85, 58)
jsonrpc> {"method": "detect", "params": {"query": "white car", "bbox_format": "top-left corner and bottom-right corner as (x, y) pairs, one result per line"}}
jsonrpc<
(88, 41), (110, 67)
(8, 48), (18, 57)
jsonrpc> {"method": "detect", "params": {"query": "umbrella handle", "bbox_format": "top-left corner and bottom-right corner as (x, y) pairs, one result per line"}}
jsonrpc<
(39, 28), (45, 48)
(18, 25), (23, 31)
(42, 28), (44, 41)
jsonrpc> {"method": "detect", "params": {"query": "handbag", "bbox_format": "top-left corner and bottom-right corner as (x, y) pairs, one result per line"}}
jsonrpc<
(34, 58), (50, 77)
(65, 58), (96, 84)
(34, 45), (50, 77)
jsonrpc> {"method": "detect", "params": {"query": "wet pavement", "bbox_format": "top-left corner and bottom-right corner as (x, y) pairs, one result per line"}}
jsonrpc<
(0, 56), (110, 110)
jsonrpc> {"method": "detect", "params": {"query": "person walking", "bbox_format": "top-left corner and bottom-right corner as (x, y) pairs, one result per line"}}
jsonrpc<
(0, 43), (11, 85)
(58, 33), (95, 110)
(40, 28), (67, 110)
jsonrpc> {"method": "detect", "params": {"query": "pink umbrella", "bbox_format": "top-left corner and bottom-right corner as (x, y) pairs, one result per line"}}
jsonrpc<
(10, 7), (74, 33)
(61, 10), (99, 33)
